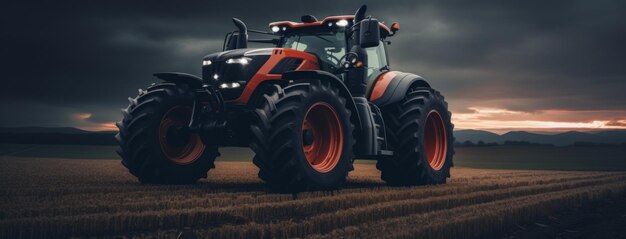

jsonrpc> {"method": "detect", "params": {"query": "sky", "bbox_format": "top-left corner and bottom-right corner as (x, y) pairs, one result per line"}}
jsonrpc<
(1, 1), (625, 133)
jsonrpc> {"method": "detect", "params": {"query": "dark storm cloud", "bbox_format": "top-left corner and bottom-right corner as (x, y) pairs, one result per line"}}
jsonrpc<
(1, 0), (625, 129)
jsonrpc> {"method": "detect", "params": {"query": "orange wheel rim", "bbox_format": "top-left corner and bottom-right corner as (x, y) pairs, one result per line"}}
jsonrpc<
(301, 102), (343, 173)
(424, 110), (447, 171)
(158, 106), (205, 165)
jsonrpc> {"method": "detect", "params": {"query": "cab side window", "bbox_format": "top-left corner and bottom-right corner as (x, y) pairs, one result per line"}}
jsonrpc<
(365, 41), (388, 82)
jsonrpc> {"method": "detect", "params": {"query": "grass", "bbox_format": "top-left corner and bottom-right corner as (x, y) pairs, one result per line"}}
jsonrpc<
(454, 145), (626, 171)
(0, 157), (624, 238)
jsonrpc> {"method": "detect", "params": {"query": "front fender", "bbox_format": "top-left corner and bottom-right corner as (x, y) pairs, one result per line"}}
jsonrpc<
(153, 72), (203, 88)
(282, 70), (362, 136)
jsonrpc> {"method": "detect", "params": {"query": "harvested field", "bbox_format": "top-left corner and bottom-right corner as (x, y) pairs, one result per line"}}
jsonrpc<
(0, 156), (625, 238)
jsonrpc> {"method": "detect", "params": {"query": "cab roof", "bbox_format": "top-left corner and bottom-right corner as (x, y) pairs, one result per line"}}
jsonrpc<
(269, 15), (391, 36)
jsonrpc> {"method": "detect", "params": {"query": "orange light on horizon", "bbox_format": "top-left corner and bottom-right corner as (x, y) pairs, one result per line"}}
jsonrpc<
(75, 122), (117, 132)
(73, 113), (92, 120)
(72, 112), (118, 132)
(453, 107), (626, 132)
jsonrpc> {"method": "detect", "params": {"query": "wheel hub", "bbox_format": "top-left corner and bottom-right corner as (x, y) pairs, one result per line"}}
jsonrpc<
(166, 126), (191, 148)
(302, 129), (315, 146)
(158, 106), (205, 165)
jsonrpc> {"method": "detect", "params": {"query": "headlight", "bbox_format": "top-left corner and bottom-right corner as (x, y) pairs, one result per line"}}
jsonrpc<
(336, 19), (349, 27)
(219, 82), (241, 89)
(202, 60), (212, 66)
(271, 26), (280, 33)
(225, 57), (251, 65)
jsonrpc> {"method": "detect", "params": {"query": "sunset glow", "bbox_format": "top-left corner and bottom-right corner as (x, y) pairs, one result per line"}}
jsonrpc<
(73, 113), (92, 120)
(72, 113), (118, 132)
(453, 107), (626, 133)
(87, 122), (118, 132)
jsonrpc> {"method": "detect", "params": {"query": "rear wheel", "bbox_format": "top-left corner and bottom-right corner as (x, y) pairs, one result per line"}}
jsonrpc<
(250, 80), (355, 192)
(377, 87), (454, 185)
(115, 83), (219, 184)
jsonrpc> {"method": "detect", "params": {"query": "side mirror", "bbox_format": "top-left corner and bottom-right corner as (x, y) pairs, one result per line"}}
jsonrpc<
(391, 22), (400, 34)
(359, 18), (380, 48)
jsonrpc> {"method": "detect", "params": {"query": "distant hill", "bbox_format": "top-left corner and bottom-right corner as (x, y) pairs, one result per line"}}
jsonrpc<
(0, 127), (116, 145)
(453, 130), (501, 143)
(0, 126), (90, 134)
(455, 129), (626, 146)
(0, 127), (625, 146)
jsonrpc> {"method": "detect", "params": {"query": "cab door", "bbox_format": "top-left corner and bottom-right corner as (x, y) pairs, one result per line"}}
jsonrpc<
(365, 41), (390, 94)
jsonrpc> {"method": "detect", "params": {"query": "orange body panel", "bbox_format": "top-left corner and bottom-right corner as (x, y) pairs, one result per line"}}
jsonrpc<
(230, 48), (320, 104)
(369, 71), (400, 101)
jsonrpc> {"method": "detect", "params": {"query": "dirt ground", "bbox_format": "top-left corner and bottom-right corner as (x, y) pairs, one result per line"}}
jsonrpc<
(1, 157), (625, 238)
(499, 195), (626, 239)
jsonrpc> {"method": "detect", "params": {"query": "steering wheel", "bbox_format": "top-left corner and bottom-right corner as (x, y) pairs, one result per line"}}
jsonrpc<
(335, 54), (348, 65)
(325, 54), (342, 65)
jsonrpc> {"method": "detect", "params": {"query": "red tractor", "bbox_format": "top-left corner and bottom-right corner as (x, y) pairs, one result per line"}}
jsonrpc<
(116, 5), (454, 192)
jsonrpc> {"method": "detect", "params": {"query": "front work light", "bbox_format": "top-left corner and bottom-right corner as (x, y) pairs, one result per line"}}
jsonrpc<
(219, 82), (241, 89)
(202, 60), (212, 66)
(225, 57), (251, 65)
(271, 26), (280, 33)
(336, 19), (349, 27)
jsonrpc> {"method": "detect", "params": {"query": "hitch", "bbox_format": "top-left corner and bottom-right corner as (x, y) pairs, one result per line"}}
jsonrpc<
(188, 85), (227, 133)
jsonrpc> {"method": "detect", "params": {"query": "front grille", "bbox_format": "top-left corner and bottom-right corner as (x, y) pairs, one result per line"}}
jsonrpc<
(202, 55), (269, 100)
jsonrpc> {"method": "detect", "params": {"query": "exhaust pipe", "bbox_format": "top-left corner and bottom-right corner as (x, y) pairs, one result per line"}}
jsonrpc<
(232, 18), (248, 49)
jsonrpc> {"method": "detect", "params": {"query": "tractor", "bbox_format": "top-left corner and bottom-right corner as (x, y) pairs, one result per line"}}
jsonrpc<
(116, 5), (454, 192)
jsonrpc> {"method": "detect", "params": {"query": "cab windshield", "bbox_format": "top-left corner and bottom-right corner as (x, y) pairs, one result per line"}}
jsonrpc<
(281, 31), (346, 69)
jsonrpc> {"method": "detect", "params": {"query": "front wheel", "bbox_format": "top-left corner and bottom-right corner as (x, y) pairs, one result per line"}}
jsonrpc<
(250, 80), (355, 192)
(377, 87), (455, 186)
(115, 83), (219, 184)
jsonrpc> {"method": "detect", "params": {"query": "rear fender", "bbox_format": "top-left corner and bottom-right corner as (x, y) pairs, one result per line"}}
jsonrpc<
(369, 71), (431, 107)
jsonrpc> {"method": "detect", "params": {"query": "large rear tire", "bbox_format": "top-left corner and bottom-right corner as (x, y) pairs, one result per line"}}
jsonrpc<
(377, 87), (455, 186)
(115, 83), (219, 184)
(250, 80), (355, 192)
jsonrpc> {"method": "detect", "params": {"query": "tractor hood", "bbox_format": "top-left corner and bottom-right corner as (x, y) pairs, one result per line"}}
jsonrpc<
(202, 48), (274, 62)
(201, 48), (272, 100)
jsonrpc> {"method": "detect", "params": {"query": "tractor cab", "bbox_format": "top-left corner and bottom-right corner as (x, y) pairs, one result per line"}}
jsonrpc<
(271, 16), (394, 85)
(217, 10), (399, 99)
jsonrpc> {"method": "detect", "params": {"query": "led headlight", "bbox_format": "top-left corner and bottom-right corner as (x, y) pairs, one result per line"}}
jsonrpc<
(219, 82), (241, 89)
(225, 57), (251, 65)
(212, 74), (219, 80)
(202, 60), (212, 66)
(336, 19), (349, 27)
(271, 26), (280, 33)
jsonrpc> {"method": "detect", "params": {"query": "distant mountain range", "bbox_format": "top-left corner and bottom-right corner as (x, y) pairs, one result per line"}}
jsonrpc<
(455, 129), (626, 146)
(0, 127), (116, 145)
(0, 126), (91, 134)
(0, 127), (625, 146)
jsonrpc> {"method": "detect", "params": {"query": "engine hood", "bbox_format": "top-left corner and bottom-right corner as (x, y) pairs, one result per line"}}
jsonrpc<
(201, 48), (274, 101)
(202, 48), (274, 61)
